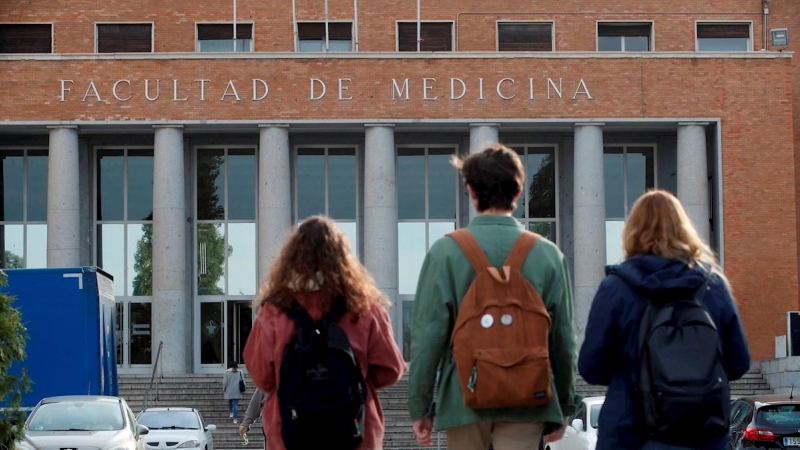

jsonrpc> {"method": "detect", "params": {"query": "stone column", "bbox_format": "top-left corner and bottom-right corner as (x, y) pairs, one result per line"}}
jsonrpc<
(573, 123), (606, 340)
(468, 124), (500, 220)
(152, 125), (187, 373)
(677, 122), (710, 243)
(363, 125), (400, 343)
(46, 126), (80, 267)
(258, 125), (292, 282)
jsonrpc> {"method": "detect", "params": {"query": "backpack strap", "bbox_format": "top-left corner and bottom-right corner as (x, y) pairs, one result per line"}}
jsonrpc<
(448, 229), (493, 273)
(503, 231), (539, 271)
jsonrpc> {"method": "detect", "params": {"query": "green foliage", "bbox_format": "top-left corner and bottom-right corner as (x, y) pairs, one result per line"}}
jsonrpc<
(197, 224), (230, 295)
(2, 253), (22, 270)
(527, 153), (555, 218)
(131, 225), (153, 296)
(0, 271), (30, 447)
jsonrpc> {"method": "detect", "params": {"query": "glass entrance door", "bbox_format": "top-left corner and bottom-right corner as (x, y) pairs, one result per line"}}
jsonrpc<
(198, 300), (253, 371)
(115, 301), (153, 373)
(227, 301), (253, 366)
(200, 301), (225, 367)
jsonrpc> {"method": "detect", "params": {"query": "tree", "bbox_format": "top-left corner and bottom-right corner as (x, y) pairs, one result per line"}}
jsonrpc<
(0, 270), (30, 448)
(3, 252), (22, 270)
(131, 224), (153, 296)
(196, 152), (230, 295)
(527, 153), (555, 218)
(197, 224), (229, 295)
(131, 152), (229, 297)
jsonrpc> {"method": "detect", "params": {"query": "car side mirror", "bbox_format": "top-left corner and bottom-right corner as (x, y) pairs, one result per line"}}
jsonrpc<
(137, 424), (149, 436)
(571, 418), (584, 432)
(205, 424), (216, 433)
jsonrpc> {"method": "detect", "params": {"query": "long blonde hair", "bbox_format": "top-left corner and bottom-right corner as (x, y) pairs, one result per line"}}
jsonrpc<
(623, 190), (726, 282)
(255, 215), (389, 314)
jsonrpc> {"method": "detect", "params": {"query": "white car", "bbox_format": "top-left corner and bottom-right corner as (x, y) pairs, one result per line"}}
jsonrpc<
(136, 407), (216, 450)
(545, 396), (605, 450)
(17, 395), (149, 450)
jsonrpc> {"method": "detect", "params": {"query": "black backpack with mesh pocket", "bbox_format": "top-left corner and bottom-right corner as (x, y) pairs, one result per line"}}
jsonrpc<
(278, 299), (366, 450)
(632, 269), (730, 446)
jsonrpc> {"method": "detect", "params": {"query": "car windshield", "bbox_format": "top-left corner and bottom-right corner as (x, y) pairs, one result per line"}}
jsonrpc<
(27, 401), (124, 432)
(137, 411), (200, 430)
(757, 404), (800, 427)
(590, 403), (603, 429)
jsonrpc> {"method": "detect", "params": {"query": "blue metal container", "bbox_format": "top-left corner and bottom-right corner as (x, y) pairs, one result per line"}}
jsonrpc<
(2, 267), (118, 410)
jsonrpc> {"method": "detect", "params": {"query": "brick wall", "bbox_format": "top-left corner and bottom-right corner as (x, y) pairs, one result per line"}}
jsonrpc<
(0, 0), (797, 360)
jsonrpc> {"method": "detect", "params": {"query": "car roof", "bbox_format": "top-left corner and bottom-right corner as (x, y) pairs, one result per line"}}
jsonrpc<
(40, 395), (122, 404)
(583, 396), (605, 405)
(141, 407), (196, 412)
(736, 394), (800, 405)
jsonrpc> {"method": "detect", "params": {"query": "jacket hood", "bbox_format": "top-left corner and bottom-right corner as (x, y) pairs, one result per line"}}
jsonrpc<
(608, 254), (709, 298)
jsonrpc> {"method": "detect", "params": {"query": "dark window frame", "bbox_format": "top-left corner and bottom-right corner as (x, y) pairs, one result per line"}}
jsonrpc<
(397, 21), (453, 52)
(96, 23), (153, 53)
(0, 23), (53, 54)
(596, 22), (653, 51)
(497, 21), (554, 52)
(296, 22), (353, 52)
(696, 22), (752, 51)
(196, 23), (254, 52)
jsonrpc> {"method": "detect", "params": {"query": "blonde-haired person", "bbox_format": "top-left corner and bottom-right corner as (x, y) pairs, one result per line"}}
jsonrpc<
(243, 215), (405, 450)
(578, 189), (750, 450)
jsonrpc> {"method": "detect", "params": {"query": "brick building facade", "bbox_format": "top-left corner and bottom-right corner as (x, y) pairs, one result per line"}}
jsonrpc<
(0, 0), (796, 372)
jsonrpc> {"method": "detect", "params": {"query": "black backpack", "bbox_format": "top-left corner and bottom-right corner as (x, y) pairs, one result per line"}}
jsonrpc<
(278, 299), (366, 450)
(635, 269), (730, 447)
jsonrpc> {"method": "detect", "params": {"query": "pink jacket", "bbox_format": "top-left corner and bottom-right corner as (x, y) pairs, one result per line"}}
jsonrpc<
(243, 294), (406, 450)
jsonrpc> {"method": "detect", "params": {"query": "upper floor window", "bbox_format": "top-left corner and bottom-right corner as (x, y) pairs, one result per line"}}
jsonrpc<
(0, 24), (52, 53)
(197, 23), (253, 52)
(597, 22), (652, 51)
(398, 22), (452, 52)
(297, 22), (352, 52)
(96, 23), (152, 53)
(497, 22), (553, 52)
(697, 23), (751, 51)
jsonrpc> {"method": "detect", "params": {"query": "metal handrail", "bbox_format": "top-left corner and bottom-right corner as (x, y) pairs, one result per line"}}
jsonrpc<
(141, 340), (164, 412)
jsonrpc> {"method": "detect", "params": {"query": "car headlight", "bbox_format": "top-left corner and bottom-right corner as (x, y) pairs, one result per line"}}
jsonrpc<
(177, 440), (201, 448)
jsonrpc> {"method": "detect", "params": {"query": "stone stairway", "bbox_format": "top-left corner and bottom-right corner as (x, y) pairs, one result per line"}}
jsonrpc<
(119, 366), (772, 450)
(119, 373), (265, 450)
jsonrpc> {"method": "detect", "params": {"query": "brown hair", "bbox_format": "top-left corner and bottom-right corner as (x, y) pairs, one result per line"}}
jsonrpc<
(623, 189), (727, 283)
(255, 215), (389, 314)
(451, 143), (524, 212)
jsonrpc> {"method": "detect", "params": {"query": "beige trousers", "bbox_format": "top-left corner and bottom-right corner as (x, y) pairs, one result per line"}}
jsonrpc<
(446, 421), (545, 450)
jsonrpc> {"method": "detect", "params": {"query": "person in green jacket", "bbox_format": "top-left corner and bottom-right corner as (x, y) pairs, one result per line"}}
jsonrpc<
(408, 143), (578, 450)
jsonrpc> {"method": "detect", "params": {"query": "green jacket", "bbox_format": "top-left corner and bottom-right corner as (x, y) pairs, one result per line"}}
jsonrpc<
(407, 215), (578, 432)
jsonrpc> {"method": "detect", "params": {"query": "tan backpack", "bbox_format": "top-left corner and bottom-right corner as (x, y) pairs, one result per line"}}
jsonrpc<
(448, 229), (553, 409)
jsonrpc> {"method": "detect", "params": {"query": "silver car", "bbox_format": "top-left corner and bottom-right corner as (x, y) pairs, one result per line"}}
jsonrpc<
(16, 395), (149, 450)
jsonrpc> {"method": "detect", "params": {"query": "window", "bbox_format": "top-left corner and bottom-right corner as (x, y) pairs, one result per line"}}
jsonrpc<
(512, 146), (558, 242)
(598, 23), (651, 51)
(197, 23), (253, 52)
(295, 147), (358, 252)
(96, 148), (154, 367)
(498, 22), (553, 52)
(0, 24), (52, 53)
(604, 145), (656, 264)
(697, 23), (751, 51)
(0, 149), (48, 269)
(96, 23), (152, 53)
(398, 22), (453, 52)
(297, 22), (352, 52)
(196, 147), (257, 297)
(397, 146), (459, 360)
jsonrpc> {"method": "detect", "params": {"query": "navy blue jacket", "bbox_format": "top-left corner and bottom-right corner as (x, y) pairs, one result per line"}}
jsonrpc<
(578, 255), (751, 450)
